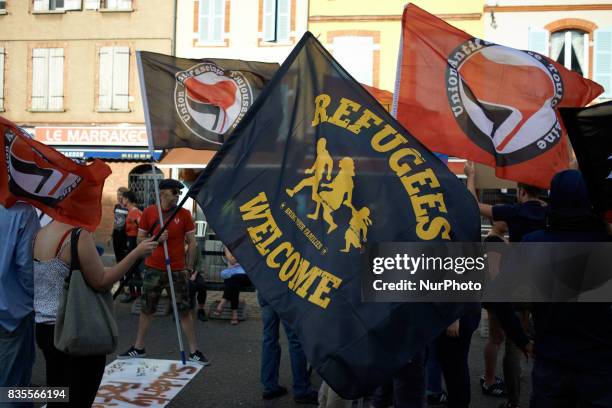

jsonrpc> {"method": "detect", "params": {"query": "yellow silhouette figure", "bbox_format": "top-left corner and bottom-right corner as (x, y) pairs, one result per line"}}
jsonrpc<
(308, 157), (355, 234)
(286, 138), (333, 200)
(341, 205), (372, 252)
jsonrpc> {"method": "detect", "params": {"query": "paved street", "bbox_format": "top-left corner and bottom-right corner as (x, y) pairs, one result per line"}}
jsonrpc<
(31, 292), (533, 408)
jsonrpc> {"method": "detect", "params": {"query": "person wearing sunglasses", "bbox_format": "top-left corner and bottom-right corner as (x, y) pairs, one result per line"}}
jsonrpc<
(118, 178), (209, 366)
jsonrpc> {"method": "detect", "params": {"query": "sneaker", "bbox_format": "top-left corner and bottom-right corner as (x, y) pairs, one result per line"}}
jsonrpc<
(294, 390), (318, 405)
(262, 386), (287, 400)
(481, 380), (506, 397)
(117, 346), (146, 359)
(197, 309), (208, 322)
(427, 391), (448, 406)
(188, 350), (210, 366)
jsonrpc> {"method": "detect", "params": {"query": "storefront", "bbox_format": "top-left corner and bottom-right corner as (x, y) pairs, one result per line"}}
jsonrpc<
(33, 125), (164, 244)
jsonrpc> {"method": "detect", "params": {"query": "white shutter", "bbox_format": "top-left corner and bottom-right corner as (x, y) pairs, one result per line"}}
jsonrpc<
(98, 47), (112, 110)
(48, 48), (64, 110)
(594, 28), (612, 98)
(0, 48), (4, 111)
(277, 0), (290, 42)
(199, 0), (209, 41)
(84, 0), (100, 10)
(105, 0), (117, 8)
(528, 28), (549, 56)
(34, 0), (48, 11)
(118, 0), (131, 10)
(262, 0), (276, 42)
(32, 48), (49, 110)
(65, 0), (81, 10)
(112, 46), (129, 110)
(212, 0), (224, 42)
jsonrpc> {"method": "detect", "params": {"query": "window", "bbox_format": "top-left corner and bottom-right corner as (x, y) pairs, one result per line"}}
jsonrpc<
(0, 48), (4, 111)
(594, 28), (612, 98)
(199, 0), (224, 43)
(263, 0), (290, 42)
(332, 36), (374, 85)
(98, 46), (129, 111)
(33, 0), (83, 11)
(102, 0), (131, 10)
(0, 1), (6, 12)
(31, 48), (64, 111)
(551, 29), (588, 77)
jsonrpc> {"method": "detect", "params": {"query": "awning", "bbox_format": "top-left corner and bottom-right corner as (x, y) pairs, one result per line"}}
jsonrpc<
(158, 148), (217, 168)
(55, 148), (161, 161)
(361, 84), (393, 110)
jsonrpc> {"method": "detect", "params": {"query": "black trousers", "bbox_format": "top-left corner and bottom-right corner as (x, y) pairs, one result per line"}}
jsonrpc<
(222, 274), (252, 310)
(124, 236), (142, 294)
(35, 323), (106, 408)
(189, 273), (207, 309)
(112, 228), (127, 263)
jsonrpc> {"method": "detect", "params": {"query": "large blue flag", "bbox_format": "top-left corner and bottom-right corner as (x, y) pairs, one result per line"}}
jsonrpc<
(188, 32), (481, 398)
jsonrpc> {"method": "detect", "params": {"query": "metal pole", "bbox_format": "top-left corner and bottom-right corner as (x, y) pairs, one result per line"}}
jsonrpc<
(137, 50), (186, 365)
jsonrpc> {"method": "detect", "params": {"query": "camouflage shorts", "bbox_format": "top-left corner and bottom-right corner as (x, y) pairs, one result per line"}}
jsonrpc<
(141, 267), (191, 315)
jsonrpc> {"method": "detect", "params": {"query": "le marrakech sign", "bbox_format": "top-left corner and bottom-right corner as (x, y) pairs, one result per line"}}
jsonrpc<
(35, 126), (148, 147)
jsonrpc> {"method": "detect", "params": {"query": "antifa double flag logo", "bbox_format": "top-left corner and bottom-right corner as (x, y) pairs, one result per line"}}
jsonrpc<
(174, 62), (254, 144)
(446, 39), (565, 165)
(5, 128), (82, 207)
(0, 116), (111, 231)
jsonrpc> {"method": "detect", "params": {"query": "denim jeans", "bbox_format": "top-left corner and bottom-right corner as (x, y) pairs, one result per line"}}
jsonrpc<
(0, 312), (35, 408)
(258, 294), (312, 397)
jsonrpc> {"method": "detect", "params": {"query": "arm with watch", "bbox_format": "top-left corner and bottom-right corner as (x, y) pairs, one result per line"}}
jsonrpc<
(185, 231), (197, 276)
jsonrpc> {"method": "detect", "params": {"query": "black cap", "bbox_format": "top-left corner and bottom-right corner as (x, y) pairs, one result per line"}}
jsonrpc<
(159, 178), (184, 191)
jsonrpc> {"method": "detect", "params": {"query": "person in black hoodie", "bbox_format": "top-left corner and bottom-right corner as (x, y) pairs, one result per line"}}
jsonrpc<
(519, 169), (612, 407)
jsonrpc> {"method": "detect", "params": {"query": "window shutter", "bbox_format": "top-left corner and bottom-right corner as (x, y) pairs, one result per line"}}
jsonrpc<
(0, 48), (4, 111)
(65, 0), (82, 10)
(118, 0), (131, 10)
(528, 28), (549, 56)
(112, 46), (129, 110)
(262, 0), (276, 42)
(276, 0), (290, 42)
(199, 0), (209, 42)
(33, 0), (48, 11)
(98, 47), (112, 110)
(594, 28), (612, 98)
(32, 48), (49, 110)
(333, 36), (374, 85)
(212, 0), (224, 42)
(48, 48), (64, 110)
(84, 0), (100, 9)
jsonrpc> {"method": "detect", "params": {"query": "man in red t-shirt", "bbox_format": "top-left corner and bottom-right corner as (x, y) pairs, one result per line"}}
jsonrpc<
(118, 179), (209, 365)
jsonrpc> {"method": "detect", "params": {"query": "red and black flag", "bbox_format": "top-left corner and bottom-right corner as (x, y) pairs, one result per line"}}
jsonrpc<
(186, 32), (480, 398)
(560, 102), (612, 222)
(137, 51), (278, 150)
(0, 116), (111, 231)
(394, 4), (603, 188)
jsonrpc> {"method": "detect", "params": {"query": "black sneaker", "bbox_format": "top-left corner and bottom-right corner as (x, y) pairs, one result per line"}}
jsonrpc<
(481, 380), (506, 397)
(294, 390), (318, 405)
(262, 386), (287, 400)
(197, 309), (208, 322)
(188, 350), (210, 366)
(428, 391), (448, 406)
(117, 346), (146, 359)
(480, 375), (505, 387)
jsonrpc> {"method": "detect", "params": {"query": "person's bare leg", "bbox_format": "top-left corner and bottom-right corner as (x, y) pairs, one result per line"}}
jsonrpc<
(180, 313), (198, 353)
(134, 313), (154, 349)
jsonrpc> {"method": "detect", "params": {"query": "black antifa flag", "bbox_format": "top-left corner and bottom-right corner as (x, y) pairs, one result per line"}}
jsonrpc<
(187, 33), (481, 398)
(137, 51), (278, 150)
(560, 102), (612, 222)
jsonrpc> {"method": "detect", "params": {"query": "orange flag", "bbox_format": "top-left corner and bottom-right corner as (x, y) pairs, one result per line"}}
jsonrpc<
(0, 116), (111, 231)
(394, 4), (603, 188)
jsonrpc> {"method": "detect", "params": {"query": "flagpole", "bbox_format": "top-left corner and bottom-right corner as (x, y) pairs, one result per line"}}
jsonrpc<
(137, 50), (187, 365)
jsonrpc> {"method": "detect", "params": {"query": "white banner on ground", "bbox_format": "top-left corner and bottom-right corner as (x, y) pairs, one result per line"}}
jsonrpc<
(92, 359), (203, 408)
